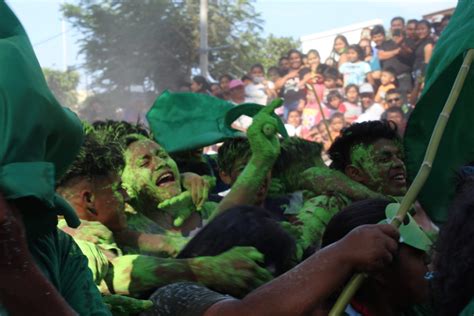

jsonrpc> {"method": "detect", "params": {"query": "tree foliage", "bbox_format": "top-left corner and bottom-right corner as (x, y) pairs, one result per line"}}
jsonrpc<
(63, 0), (299, 95)
(43, 67), (80, 108)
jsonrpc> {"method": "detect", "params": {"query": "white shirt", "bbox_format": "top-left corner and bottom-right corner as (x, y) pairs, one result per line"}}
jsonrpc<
(355, 103), (385, 122)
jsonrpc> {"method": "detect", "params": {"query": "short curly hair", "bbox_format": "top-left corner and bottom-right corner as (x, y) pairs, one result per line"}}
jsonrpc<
(58, 130), (124, 187)
(328, 120), (400, 171)
(217, 137), (252, 175)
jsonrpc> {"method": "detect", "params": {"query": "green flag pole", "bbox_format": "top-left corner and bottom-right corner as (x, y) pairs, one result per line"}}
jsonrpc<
(329, 48), (474, 316)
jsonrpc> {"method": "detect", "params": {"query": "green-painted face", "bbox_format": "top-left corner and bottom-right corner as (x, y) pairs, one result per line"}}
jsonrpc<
(122, 139), (181, 207)
(350, 138), (407, 196)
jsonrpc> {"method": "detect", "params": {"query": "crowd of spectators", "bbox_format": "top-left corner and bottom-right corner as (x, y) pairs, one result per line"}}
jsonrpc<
(188, 15), (451, 157)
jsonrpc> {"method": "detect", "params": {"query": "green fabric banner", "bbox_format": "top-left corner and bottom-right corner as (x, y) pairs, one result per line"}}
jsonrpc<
(404, 0), (474, 224)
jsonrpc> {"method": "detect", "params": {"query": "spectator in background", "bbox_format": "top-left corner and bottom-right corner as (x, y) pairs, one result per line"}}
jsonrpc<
(245, 63), (276, 105)
(339, 44), (371, 87)
(440, 15), (451, 34)
(278, 56), (290, 74)
(325, 57), (337, 68)
(382, 107), (406, 137)
(210, 83), (222, 98)
(375, 67), (397, 103)
(343, 84), (361, 124)
(329, 112), (346, 140)
(356, 83), (385, 122)
(191, 75), (210, 94)
(267, 66), (281, 86)
(285, 110), (302, 137)
(326, 90), (346, 117)
(359, 38), (381, 83)
(275, 49), (310, 119)
(323, 67), (344, 100)
(228, 79), (246, 104)
(219, 74), (233, 100)
(390, 16), (405, 32)
(371, 25), (413, 101)
(413, 20), (434, 82)
(406, 19), (418, 41)
(385, 88), (413, 115)
(241, 74), (252, 86)
(330, 35), (350, 67)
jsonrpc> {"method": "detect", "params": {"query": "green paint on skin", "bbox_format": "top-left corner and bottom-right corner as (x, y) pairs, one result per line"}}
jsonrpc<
(351, 143), (385, 192)
(102, 295), (153, 315)
(299, 166), (383, 201)
(297, 192), (352, 250)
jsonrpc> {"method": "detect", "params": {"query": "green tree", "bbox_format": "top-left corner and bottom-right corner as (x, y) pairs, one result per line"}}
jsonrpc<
(63, 0), (299, 98)
(248, 34), (301, 72)
(42, 67), (80, 108)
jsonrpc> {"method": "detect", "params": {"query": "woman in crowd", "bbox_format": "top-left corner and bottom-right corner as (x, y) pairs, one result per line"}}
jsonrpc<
(330, 34), (350, 67)
(218, 74), (233, 100)
(191, 75), (211, 94)
(359, 38), (381, 83)
(275, 49), (311, 120)
(413, 20), (434, 82)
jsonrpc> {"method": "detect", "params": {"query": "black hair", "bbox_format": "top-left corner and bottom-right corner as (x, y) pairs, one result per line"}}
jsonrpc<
(178, 205), (296, 278)
(347, 44), (365, 61)
(316, 63), (329, 75)
(382, 67), (397, 78)
(386, 88), (402, 96)
(326, 90), (343, 103)
(391, 16), (405, 26)
(370, 25), (386, 37)
(273, 137), (323, 192)
(307, 49), (321, 59)
(407, 19), (418, 25)
(328, 120), (401, 171)
(241, 74), (252, 82)
(268, 66), (280, 76)
(330, 112), (345, 123)
(287, 49), (304, 60)
(250, 63), (265, 73)
(217, 137), (251, 175)
(279, 56), (289, 63)
(433, 173), (474, 315)
(219, 74), (234, 82)
(382, 107), (405, 120)
(417, 19), (432, 31)
(92, 120), (150, 148)
(333, 35), (349, 48)
(192, 75), (210, 93)
(323, 67), (340, 81)
(345, 83), (359, 95)
(322, 198), (390, 247)
(58, 131), (124, 187)
(441, 15), (451, 23)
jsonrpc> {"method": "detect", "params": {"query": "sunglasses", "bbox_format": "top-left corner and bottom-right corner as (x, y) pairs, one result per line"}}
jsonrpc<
(387, 97), (401, 103)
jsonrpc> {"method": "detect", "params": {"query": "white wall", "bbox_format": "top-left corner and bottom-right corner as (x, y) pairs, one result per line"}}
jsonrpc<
(301, 19), (384, 61)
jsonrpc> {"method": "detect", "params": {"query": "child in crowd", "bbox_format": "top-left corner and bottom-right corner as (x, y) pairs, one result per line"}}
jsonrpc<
(375, 67), (398, 104)
(325, 90), (346, 117)
(329, 112), (346, 140)
(342, 84), (362, 123)
(285, 110), (303, 137)
(338, 44), (371, 87)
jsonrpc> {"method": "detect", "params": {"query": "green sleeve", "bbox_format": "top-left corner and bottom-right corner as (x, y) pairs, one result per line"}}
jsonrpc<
(57, 231), (112, 316)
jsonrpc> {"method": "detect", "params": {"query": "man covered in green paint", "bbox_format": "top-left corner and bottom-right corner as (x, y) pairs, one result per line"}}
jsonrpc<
(57, 132), (272, 299)
(297, 120), (436, 250)
(93, 121), (217, 243)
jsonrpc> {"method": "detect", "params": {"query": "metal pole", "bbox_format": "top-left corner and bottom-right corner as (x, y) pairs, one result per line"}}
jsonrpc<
(199, 0), (209, 78)
(61, 0), (67, 71)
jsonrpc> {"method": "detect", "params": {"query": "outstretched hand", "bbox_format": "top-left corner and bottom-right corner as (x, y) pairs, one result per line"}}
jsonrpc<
(181, 172), (211, 211)
(246, 99), (283, 165)
(191, 246), (273, 297)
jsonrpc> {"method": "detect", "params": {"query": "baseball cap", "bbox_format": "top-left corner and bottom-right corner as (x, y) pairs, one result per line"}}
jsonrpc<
(359, 83), (374, 94)
(229, 79), (244, 90)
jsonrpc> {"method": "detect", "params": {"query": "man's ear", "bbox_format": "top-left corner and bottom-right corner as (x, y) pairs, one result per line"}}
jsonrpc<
(219, 170), (232, 185)
(345, 164), (367, 183)
(80, 190), (98, 216)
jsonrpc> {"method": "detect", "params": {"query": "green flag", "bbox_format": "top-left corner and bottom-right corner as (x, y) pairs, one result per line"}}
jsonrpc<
(0, 1), (83, 226)
(147, 90), (288, 153)
(404, 0), (474, 224)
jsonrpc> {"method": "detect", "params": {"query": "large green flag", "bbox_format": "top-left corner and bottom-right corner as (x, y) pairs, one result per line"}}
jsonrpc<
(404, 0), (474, 224)
(0, 1), (82, 226)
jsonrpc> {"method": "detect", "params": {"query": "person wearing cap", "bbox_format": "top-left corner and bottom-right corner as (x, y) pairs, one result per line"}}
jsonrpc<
(318, 198), (433, 315)
(0, 2), (109, 314)
(355, 83), (385, 122)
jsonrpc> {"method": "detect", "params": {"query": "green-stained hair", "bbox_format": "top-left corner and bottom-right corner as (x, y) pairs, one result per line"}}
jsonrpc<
(217, 137), (252, 175)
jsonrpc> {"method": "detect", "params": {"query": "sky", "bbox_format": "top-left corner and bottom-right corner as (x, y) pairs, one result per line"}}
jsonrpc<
(7, 0), (457, 73)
